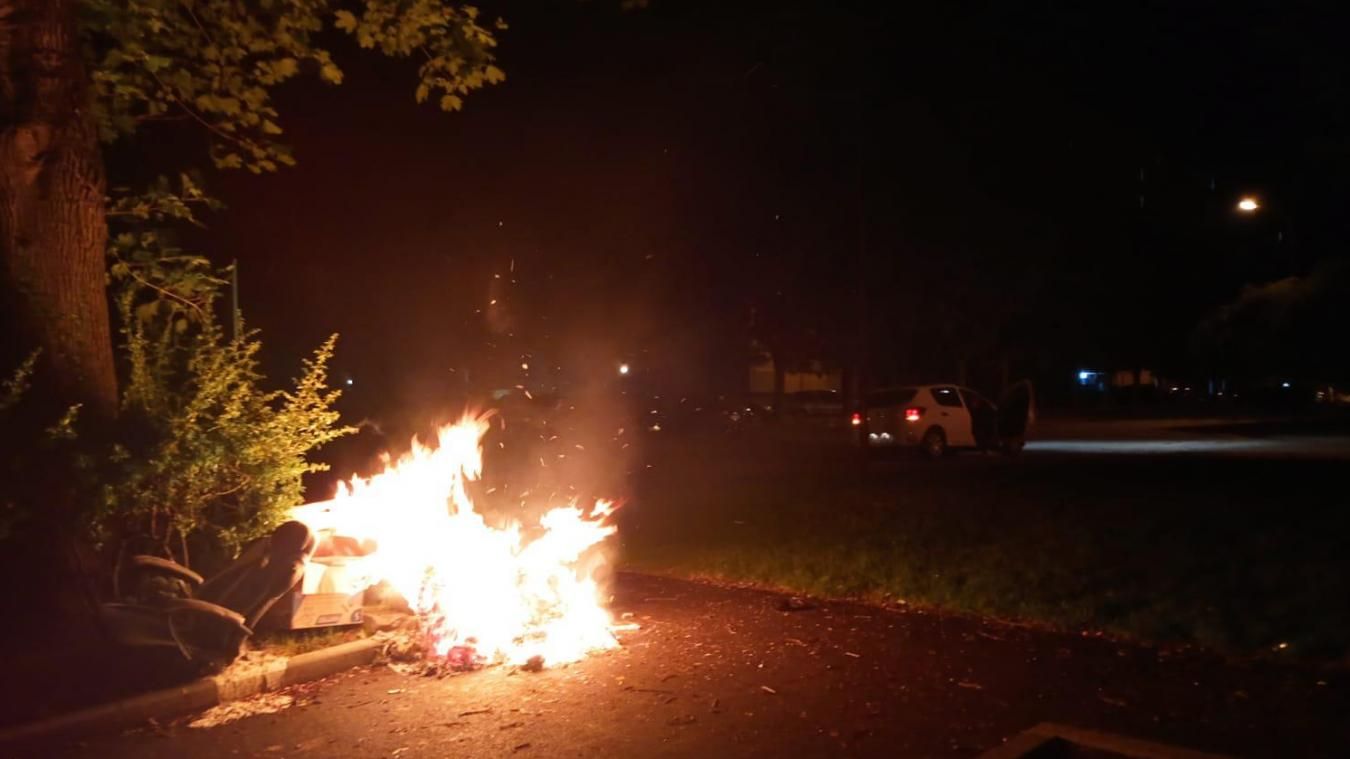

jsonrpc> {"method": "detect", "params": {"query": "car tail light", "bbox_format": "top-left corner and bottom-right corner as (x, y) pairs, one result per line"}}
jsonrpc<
(904, 407), (924, 422)
(850, 412), (862, 427)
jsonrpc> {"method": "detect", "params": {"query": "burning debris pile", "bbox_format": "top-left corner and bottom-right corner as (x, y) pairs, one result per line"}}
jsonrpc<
(290, 413), (623, 671)
(371, 611), (492, 676)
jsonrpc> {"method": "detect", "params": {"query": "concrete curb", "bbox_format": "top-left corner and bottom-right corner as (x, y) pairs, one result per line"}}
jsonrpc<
(0, 637), (381, 747)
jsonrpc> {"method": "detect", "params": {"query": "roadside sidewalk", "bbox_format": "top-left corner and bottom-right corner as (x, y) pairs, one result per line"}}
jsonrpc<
(0, 636), (382, 746)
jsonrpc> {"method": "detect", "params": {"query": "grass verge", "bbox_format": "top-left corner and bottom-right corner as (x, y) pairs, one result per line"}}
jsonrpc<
(253, 626), (364, 657)
(620, 434), (1350, 661)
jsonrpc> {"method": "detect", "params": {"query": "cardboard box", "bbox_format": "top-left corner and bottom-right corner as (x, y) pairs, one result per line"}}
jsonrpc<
(268, 588), (365, 629)
(265, 554), (371, 630)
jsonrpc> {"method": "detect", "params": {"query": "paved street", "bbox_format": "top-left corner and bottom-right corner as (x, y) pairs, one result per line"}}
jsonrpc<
(1027, 416), (1350, 460)
(31, 572), (1349, 759)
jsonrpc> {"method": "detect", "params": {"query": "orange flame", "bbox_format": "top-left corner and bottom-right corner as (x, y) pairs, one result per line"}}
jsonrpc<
(290, 412), (620, 666)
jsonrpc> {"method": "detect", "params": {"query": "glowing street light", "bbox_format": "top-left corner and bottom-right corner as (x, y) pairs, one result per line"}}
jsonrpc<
(1237, 197), (1260, 213)
(618, 363), (630, 376)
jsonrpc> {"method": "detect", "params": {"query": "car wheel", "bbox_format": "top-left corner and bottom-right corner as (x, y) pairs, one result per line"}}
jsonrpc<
(920, 427), (947, 459)
(1000, 436), (1025, 456)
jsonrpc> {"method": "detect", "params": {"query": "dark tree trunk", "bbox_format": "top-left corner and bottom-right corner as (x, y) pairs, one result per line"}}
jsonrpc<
(0, 0), (116, 420)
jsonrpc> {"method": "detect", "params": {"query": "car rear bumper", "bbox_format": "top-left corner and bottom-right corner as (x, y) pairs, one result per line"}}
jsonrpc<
(859, 427), (922, 447)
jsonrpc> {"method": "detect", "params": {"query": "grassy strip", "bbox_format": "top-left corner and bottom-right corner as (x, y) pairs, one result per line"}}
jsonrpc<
(621, 438), (1350, 661)
(253, 626), (364, 657)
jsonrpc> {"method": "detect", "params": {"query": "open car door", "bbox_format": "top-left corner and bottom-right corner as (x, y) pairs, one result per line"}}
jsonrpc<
(996, 380), (1035, 453)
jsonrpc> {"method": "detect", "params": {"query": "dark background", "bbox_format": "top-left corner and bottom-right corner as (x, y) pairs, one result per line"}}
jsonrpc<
(108, 0), (1350, 453)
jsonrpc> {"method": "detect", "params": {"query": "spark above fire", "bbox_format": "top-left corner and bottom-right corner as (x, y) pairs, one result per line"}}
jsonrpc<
(290, 412), (622, 667)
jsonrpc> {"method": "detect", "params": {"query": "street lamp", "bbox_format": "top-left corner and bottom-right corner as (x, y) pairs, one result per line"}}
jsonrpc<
(618, 363), (630, 376)
(1237, 196), (1260, 213)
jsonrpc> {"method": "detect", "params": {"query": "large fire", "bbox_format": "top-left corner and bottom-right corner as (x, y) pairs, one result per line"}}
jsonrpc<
(289, 412), (621, 667)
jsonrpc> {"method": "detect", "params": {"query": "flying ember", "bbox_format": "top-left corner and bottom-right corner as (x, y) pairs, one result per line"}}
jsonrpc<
(289, 412), (621, 667)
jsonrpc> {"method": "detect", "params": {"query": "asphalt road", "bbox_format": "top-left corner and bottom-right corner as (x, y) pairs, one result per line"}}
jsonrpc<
(1027, 416), (1350, 460)
(32, 572), (1349, 759)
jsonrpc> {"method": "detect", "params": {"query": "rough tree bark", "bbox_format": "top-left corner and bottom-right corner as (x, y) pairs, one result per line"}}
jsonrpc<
(0, 0), (116, 420)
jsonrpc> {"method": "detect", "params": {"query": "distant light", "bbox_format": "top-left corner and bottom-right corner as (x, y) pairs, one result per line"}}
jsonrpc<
(618, 363), (630, 375)
(1237, 197), (1260, 212)
(850, 412), (862, 426)
(1078, 371), (1091, 381)
(521, 363), (529, 370)
(345, 378), (354, 386)
(1282, 381), (1291, 388)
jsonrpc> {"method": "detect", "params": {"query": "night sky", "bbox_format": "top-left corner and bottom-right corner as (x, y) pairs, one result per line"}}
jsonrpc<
(113, 0), (1350, 433)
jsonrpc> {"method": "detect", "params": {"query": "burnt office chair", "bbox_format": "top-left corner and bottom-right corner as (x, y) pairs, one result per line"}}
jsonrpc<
(100, 521), (317, 669)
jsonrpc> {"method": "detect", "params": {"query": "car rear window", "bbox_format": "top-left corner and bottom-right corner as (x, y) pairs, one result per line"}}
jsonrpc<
(865, 388), (917, 407)
(931, 387), (964, 407)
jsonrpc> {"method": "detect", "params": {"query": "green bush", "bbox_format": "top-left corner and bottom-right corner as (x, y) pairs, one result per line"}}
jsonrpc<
(91, 257), (353, 566)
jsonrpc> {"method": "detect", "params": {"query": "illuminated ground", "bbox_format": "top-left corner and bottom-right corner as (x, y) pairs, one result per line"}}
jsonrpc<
(32, 572), (1348, 758)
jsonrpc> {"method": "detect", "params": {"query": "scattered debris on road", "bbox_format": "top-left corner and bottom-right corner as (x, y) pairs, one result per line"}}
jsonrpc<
(188, 692), (298, 729)
(623, 685), (675, 695)
(777, 597), (816, 612)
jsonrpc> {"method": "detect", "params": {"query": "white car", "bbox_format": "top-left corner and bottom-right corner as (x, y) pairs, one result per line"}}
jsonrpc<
(851, 383), (1033, 457)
